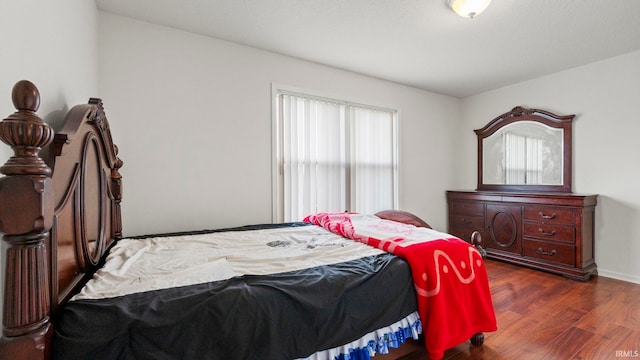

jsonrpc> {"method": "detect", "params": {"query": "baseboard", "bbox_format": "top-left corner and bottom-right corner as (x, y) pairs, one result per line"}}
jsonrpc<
(597, 268), (640, 285)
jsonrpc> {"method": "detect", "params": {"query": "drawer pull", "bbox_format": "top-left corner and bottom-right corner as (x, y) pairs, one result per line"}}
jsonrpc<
(462, 218), (472, 225)
(538, 228), (557, 236)
(537, 247), (557, 256)
(538, 212), (557, 219)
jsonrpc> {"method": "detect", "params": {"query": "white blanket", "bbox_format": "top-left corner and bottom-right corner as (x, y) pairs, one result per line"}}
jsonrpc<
(74, 225), (383, 300)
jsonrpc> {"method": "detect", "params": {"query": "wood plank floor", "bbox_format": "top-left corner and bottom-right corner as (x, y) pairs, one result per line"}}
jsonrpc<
(390, 259), (640, 360)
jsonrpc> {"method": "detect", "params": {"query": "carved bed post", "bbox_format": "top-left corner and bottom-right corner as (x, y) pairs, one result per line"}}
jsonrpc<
(0, 81), (54, 359)
(111, 145), (124, 239)
(88, 97), (124, 240)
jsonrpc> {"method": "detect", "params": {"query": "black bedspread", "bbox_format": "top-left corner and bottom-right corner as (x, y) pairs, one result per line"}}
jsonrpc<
(52, 225), (418, 360)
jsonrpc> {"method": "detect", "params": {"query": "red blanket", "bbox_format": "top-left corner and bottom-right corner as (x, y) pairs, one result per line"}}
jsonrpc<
(304, 213), (497, 360)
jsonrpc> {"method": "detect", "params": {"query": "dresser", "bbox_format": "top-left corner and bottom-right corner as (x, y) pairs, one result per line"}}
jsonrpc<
(447, 190), (597, 281)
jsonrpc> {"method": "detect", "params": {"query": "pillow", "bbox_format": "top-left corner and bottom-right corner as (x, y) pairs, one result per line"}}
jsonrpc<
(374, 210), (431, 229)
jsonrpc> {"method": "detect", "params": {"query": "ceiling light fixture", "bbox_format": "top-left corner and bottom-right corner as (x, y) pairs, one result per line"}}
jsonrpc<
(447, 0), (492, 18)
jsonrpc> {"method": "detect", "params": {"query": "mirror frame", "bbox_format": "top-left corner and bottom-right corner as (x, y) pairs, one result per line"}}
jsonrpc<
(475, 106), (574, 193)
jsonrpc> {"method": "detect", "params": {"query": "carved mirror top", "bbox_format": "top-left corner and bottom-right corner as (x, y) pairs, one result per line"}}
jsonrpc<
(475, 106), (574, 193)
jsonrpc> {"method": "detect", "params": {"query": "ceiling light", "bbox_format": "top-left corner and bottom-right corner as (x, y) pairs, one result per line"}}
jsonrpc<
(447, 0), (492, 18)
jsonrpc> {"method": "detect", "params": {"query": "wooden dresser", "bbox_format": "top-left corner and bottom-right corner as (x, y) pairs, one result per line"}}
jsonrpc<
(447, 190), (597, 281)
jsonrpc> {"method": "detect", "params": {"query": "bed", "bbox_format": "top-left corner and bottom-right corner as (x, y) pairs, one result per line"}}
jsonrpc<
(0, 80), (497, 360)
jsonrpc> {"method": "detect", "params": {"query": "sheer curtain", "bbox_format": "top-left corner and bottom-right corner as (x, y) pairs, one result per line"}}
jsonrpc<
(526, 137), (543, 184)
(279, 94), (345, 222)
(350, 106), (397, 214)
(504, 132), (526, 184)
(504, 133), (543, 185)
(276, 91), (397, 222)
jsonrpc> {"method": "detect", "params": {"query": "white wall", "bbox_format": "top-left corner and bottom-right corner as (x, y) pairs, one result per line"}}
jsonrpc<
(457, 50), (640, 283)
(98, 13), (461, 237)
(0, 0), (99, 336)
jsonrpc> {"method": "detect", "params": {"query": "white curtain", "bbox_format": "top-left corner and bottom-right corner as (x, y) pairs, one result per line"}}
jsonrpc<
(280, 94), (345, 222)
(505, 132), (525, 184)
(277, 92), (397, 222)
(504, 133), (543, 184)
(526, 137), (543, 184)
(350, 106), (396, 214)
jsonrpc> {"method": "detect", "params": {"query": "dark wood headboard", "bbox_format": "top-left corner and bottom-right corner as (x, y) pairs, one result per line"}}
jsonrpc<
(0, 80), (123, 359)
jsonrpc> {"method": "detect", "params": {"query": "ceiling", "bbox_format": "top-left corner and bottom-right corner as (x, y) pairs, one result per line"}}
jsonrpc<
(95, 0), (640, 98)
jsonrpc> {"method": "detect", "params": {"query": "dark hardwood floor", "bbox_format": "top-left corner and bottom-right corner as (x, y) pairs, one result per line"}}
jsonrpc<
(391, 259), (640, 360)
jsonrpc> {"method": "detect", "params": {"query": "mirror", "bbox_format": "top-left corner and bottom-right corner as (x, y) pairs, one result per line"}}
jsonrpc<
(475, 106), (574, 193)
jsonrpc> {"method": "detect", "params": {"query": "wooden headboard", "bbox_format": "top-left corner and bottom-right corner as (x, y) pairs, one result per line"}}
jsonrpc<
(0, 81), (123, 359)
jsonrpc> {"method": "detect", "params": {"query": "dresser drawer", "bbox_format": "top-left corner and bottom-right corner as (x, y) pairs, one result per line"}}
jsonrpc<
(523, 239), (575, 266)
(524, 206), (575, 225)
(523, 223), (575, 243)
(451, 201), (484, 216)
(449, 227), (483, 244)
(450, 214), (484, 229)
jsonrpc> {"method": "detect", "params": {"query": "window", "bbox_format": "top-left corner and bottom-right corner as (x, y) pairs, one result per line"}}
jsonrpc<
(273, 89), (398, 222)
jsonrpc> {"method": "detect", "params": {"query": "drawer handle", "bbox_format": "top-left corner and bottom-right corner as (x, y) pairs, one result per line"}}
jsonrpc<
(462, 218), (472, 225)
(537, 247), (557, 256)
(539, 212), (557, 219)
(538, 228), (557, 236)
